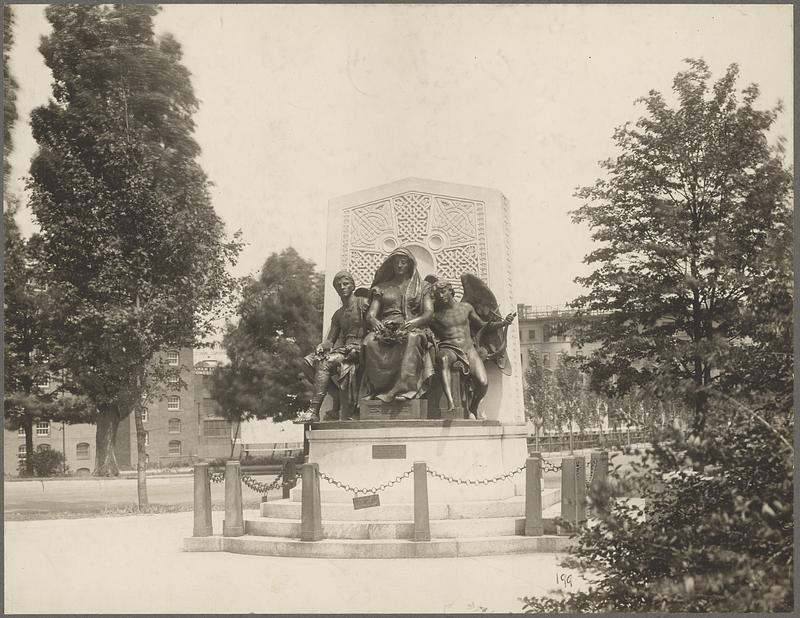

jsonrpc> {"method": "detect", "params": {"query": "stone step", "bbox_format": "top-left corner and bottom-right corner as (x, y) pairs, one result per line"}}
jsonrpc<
(260, 489), (561, 521)
(184, 533), (573, 559)
(245, 515), (532, 540)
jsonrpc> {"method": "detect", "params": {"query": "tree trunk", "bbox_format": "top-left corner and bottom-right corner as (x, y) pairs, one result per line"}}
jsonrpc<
(93, 406), (121, 476)
(23, 415), (34, 476)
(133, 403), (149, 508)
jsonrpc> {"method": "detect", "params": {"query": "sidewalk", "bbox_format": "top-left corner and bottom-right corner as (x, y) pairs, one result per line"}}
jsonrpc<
(4, 510), (583, 613)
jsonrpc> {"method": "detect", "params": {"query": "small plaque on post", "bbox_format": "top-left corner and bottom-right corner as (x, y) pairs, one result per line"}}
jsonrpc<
(353, 494), (380, 510)
(372, 444), (407, 459)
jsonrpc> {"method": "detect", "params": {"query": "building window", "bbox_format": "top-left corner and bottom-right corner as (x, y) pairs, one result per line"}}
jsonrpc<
(38, 444), (51, 451)
(167, 350), (180, 366)
(203, 419), (229, 437)
(36, 374), (50, 388)
(36, 422), (50, 437)
(144, 431), (149, 446)
(76, 443), (90, 460)
(542, 353), (550, 366)
(167, 396), (180, 410)
(528, 329), (536, 341)
(168, 440), (181, 456)
(18, 427), (25, 437)
(168, 418), (181, 433)
(141, 408), (148, 423)
(168, 374), (180, 387)
(18, 444), (26, 458)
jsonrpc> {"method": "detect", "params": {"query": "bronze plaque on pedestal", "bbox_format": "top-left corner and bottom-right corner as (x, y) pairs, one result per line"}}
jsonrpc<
(360, 399), (428, 420)
(372, 444), (407, 459)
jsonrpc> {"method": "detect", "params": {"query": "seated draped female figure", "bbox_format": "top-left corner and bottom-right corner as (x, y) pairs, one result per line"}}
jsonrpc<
(361, 248), (435, 402)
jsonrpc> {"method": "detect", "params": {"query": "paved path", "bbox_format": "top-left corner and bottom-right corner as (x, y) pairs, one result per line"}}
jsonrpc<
(4, 510), (584, 613)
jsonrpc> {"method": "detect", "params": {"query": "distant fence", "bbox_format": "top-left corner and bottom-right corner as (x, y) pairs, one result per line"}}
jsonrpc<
(241, 442), (304, 463)
(528, 429), (648, 453)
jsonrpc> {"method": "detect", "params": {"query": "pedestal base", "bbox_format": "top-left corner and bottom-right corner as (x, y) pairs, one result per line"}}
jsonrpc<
(360, 399), (427, 420)
(302, 421), (529, 503)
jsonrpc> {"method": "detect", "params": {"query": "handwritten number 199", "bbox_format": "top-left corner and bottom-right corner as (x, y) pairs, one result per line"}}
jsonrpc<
(556, 572), (573, 588)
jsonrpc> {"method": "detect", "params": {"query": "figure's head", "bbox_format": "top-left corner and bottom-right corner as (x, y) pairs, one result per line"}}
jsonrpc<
(332, 270), (355, 298)
(433, 280), (455, 305)
(393, 253), (412, 277)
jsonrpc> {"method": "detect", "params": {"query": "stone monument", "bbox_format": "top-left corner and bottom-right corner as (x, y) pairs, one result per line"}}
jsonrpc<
(303, 177), (528, 502)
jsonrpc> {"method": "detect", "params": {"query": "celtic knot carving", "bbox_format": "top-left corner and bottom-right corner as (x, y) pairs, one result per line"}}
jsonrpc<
(393, 193), (430, 243)
(437, 244), (481, 298)
(348, 251), (384, 288)
(350, 201), (393, 249)
(430, 198), (476, 244)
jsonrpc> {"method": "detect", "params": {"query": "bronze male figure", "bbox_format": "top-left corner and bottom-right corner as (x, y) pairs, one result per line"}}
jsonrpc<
(429, 280), (515, 419)
(294, 270), (366, 423)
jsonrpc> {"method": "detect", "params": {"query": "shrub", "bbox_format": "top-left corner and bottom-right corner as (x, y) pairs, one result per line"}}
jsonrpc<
(522, 410), (793, 613)
(18, 445), (69, 477)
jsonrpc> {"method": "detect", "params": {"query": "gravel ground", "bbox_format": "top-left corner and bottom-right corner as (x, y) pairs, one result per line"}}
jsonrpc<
(4, 510), (585, 614)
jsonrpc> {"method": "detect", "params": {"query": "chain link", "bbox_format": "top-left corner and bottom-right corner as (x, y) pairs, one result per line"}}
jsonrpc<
(426, 463), (526, 486)
(540, 459), (562, 473)
(208, 469), (302, 496)
(587, 456), (597, 487)
(317, 467), (414, 496)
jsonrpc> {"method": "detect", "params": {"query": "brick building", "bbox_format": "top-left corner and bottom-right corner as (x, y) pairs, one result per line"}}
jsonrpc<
(4, 347), (239, 476)
(516, 304), (602, 374)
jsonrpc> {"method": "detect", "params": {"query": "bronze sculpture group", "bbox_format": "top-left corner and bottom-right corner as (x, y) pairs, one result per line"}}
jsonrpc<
(294, 248), (516, 423)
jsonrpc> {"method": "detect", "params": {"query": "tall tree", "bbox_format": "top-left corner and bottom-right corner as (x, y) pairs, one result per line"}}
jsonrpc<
(4, 212), (93, 475)
(212, 248), (324, 423)
(28, 5), (240, 487)
(570, 59), (793, 430)
(3, 4), (18, 185)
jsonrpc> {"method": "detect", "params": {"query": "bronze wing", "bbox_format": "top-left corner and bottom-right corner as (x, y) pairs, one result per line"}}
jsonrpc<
(460, 273), (512, 375)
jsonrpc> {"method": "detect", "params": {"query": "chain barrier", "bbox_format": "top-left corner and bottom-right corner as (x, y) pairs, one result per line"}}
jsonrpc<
(540, 459), (562, 473)
(207, 469), (301, 496)
(317, 467), (414, 496)
(587, 456), (597, 488)
(426, 463), (527, 486)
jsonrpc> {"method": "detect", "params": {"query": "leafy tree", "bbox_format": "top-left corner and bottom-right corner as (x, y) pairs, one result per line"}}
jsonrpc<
(28, 5), (240, 488)
(3, 4), (18, 184)
(3, 210), (94, 474)
(570, 59), (793, 430)
(523, 350), (556, 435)
(523, 59), (793, 614)
(212, 248), (324, 423)
(522, 410), (793, 612)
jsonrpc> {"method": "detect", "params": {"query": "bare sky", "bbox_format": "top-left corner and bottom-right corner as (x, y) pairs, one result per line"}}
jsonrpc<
(7, 3), (793, 310)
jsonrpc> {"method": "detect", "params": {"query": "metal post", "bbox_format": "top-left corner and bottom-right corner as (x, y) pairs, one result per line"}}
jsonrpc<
(413, 461), (431, 542)
(524, 454), (543, 535)
(283, 459), (297, 499)
(223, 460), (244, 537)
(61, 422), (66, 476)
(300, 463), (323, 541)
(590, 450), (609, 490)
(561, 456), (576, 526)
(575, 456), (586, 527)
(192, 462), (213, 536)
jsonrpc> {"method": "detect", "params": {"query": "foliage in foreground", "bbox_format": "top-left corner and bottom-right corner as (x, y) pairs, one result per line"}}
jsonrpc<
(522, 409), (793, 613)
